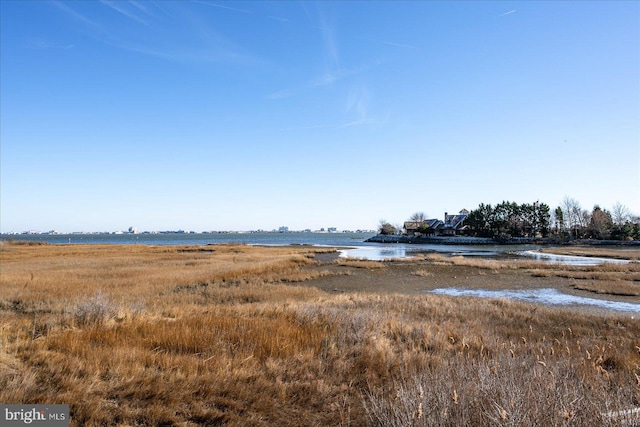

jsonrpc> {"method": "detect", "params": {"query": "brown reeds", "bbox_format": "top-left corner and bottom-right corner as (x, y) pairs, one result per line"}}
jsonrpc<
(1, 242), (639, 426)
(422, 252), (640, 298)
(335, 258), (387, 269)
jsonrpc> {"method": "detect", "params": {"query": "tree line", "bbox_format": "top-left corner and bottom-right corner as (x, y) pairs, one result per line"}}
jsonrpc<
(379, 198), (640, 240)
(465, 197), (640, 240)
(468, 198), (639, 240)
(465, 201), (550, 238)
(551, 197), (639, 240)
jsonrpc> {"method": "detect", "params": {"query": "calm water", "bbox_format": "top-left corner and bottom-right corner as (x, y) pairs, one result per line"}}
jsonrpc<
(518, 250), (630, 266)
(338, 243), (536, 261)
(0, 232), (632, 265)
(2, 232), (537, 260)
(1, 232), (376, 247)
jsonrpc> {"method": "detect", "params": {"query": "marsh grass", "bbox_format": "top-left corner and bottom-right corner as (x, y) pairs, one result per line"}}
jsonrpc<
(569, 280), (640, 297)
(411, 269), (435, 277)
(335, 259), (387, 269)
(1, 243), (639, 426)
(424, 253), (640, 297)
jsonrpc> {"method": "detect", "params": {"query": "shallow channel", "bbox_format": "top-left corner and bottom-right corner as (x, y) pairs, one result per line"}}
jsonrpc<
(340, 244), (631, 266)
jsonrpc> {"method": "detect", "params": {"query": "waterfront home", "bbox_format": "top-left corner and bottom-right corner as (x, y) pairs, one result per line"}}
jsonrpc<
(404, 210), (469, 237)
(440, 209), (469, 236)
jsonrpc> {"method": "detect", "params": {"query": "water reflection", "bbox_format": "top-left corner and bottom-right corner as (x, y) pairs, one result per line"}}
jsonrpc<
(518, 250), (630, 266)
(340, 245), (632, 266)
(338, 244), (517, 261)
(428, 288), (640, 313)
(339, 246), (412, 260)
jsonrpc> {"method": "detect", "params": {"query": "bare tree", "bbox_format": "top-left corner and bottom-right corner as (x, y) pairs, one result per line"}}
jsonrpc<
(378, 219), (397, 235)
(409, 212), (427, 222)
(611, 202), (631, 226)
(560, 196), (583, 238)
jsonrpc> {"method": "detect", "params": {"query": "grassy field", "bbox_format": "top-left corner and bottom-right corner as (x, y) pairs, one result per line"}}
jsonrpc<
(1, 242), (639, 426)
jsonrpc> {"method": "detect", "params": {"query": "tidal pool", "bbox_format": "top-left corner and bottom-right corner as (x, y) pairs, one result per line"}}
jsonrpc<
(338, 244), (522, 261)
(517, 250), (630, 266)
(428, 288), (640, 313)
(340, 245), (633, 266)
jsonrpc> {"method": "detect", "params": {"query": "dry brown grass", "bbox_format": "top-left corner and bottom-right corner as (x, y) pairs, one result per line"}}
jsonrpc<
(423, 252), (640, 297)
(1, 242), (639, 426)
(411, 269), (435, 277)
(335, 258), (387, 269)
(423, 253), (545, 270)
(569, 280), (640, 297)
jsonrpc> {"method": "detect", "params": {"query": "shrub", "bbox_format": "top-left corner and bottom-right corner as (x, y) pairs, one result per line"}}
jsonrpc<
(71, 291), (117, 326)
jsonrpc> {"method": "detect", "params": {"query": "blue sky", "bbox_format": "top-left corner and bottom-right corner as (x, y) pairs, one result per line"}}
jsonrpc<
(1, 1), (638, 232)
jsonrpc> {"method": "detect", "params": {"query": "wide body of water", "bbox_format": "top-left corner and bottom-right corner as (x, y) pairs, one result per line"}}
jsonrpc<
(1, 231), (376, 248)
(0, 232), (630, 265)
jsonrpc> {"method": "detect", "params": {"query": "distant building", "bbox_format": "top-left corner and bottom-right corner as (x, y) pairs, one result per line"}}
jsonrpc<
(404, 209), (469, 237)
(440, 210), (469, 236)
(278, 226), (289, 233)
(403, 218), (441, 237)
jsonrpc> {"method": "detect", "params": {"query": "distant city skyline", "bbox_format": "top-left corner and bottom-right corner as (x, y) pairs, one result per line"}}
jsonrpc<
(1, 1), (638, 233)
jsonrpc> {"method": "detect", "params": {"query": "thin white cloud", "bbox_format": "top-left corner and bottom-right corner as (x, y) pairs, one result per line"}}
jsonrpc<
(346, 85), (369, 122)
(50, 1), (263, 66)
(282, 123), (337, 131)
(100, 1), (148, 25)
(149, 1), (175, 18)
(335, 118), (372, 129)
(360, 37), (416, 49)
(283, 118), (373, 132)
(192, 1), (252, 14)
(499, 10), (517, 17)
(51, 1), (100, 28)
(267, 89), (294, 100)
(311, 60), (382, 87)
(25, 38), (75, 49)
(129, 1), (164, 20)
(130, 1), (150, 14)
(268, 16), (289, 23)
(314, 5), (341, 87)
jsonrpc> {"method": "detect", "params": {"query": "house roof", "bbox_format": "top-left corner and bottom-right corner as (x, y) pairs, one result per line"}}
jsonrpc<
(443, 212), (468, 229)
(404, 219), (441, 230)
(403, 221), (423, 230)
(404, 211), (467, 232)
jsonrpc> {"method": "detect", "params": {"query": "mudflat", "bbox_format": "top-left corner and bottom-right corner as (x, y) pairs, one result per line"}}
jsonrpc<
(306, 251), (640, 313)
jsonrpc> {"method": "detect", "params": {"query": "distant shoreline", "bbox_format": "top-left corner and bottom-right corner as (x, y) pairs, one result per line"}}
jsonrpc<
(365, 234), (640, 246)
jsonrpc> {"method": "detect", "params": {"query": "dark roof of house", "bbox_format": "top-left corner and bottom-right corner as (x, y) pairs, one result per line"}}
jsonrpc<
(405, 210), (467, 231)
(404, 219), (442, 230)
(443, 213), (468, 229)
(403, 221), (423, 230)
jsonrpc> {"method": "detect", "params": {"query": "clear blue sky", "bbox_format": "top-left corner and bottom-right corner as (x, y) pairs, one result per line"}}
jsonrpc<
(1, 1), (638, 232)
